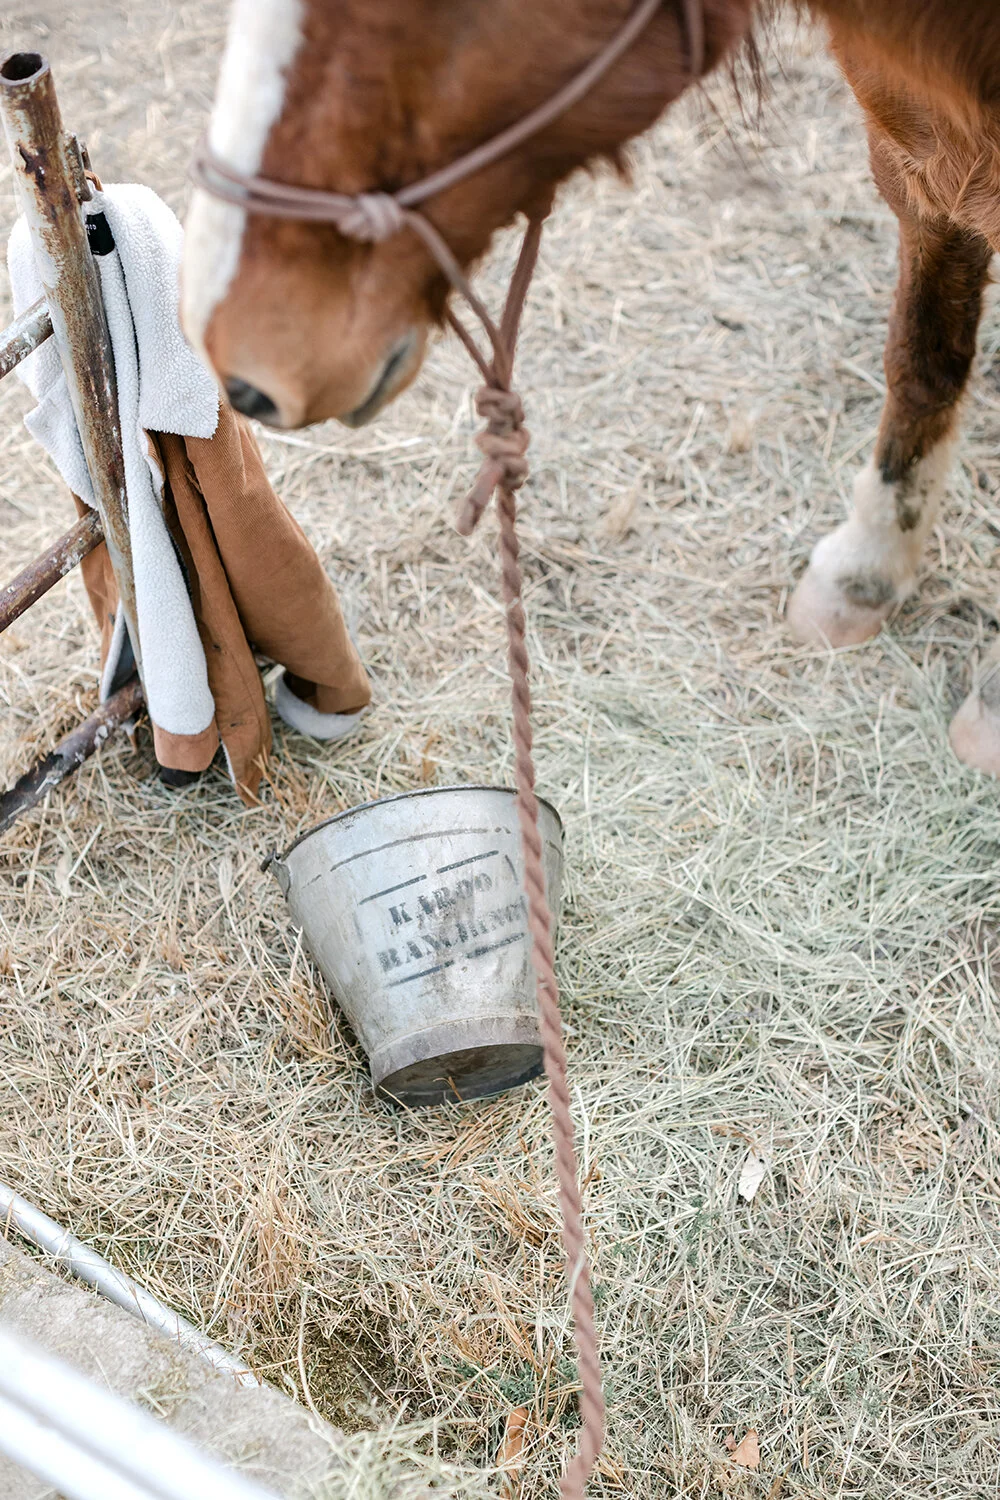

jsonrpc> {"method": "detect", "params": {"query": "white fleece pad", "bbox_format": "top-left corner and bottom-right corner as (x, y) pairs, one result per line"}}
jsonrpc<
(6, 185), (220, 741)
(274, 670), (367, 741)
(96, 244), (214, 737)
(101, 185), (220, 438)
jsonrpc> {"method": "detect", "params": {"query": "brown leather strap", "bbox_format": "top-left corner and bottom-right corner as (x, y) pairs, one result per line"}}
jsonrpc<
(191, 5), (705, 1490)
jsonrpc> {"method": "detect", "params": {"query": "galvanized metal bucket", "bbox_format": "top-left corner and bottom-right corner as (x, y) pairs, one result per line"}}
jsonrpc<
(265, 785), (564, 1106)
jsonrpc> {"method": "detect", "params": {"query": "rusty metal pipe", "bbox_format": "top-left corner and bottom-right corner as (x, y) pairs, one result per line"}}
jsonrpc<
(0, 677), (143, 836)
(0, 51), (142, 679)
(0, 296), (51, 379)
(0, 509), (104, 633)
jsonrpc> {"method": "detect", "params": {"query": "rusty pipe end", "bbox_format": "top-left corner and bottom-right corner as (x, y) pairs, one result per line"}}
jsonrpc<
(0, 52), (48, 89)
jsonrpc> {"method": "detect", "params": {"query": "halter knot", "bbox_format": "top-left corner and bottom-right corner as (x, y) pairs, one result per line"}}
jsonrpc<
(455, 386), (530, 536)
(334, 193), (407, 243)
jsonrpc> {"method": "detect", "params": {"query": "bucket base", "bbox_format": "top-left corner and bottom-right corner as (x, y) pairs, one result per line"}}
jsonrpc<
(371, 1017), (543, 1107)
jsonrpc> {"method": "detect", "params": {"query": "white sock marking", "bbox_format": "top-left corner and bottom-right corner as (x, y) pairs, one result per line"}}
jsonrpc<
(812, 436), (957, 602)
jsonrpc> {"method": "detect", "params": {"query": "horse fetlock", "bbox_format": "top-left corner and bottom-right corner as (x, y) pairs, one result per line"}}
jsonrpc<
(786, 513), (915, 646)
(787, 444), (955, 647)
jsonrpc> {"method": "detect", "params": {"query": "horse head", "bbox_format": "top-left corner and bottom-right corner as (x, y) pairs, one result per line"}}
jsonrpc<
(183, 0), (748, 428)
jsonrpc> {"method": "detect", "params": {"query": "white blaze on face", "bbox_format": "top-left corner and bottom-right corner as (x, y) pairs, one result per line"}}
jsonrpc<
(182, 0), (304, 357)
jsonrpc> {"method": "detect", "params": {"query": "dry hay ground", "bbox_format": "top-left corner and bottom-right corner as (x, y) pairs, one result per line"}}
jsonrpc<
(2, 4), (1000, 1497)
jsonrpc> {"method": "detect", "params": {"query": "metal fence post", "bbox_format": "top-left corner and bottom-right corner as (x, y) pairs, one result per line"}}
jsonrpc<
(0, 50), (142, 677)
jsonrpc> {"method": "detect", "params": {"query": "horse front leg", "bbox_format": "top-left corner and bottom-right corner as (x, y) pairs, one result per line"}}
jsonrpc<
(787, 192), (991, 649)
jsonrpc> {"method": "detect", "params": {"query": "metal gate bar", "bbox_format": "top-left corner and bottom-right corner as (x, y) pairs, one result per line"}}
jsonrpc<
(0, 296), (52, 377)
(0, 1329), (277, 1500)
(0, 509), (104, 631)
(0, 678), (144, 836)
(0, 50), (143, 830)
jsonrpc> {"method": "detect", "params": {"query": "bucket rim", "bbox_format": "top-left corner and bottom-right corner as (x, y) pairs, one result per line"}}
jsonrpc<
(274, 783), (563, 863)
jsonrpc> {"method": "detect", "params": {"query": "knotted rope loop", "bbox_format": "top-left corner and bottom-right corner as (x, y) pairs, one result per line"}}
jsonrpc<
(332, 192), (406, 242)
(457, 386), (530, 536)
(474, 386), (529, 493)
(475, 384), (526, 442)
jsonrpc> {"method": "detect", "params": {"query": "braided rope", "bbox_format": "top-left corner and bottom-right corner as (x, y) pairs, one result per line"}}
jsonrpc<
(496, 484), (605, 1491)
(419, 217), (606, 1487)
(195, 167), (607, 1500)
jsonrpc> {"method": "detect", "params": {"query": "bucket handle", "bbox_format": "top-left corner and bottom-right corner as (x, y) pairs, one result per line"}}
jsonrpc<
(260, 847), (291, 896)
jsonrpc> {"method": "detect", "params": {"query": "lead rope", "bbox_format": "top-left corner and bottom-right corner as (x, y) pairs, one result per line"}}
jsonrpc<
(191, 6), (709, 1486)
(192, 183), (606, 1500)
(443, 220), (606, 1495)
(497, 491), (607, 1496)
(402, 210), (605, 1493)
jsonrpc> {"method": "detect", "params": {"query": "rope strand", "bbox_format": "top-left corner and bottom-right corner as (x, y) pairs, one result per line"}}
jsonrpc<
(496, 485), (605, 1491)
(431, 236), (606, 1489)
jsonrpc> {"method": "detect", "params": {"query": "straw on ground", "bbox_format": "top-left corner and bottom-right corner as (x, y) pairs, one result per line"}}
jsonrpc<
(1, 5), (1000, 1496)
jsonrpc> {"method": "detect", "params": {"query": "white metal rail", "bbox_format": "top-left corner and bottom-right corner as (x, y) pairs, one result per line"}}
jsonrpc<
(0, 1181), (258, 1386)
(0, 1329), (278, 1500)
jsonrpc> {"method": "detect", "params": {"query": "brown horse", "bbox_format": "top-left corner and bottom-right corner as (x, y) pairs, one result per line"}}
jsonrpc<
(182, 0), (1000, 775)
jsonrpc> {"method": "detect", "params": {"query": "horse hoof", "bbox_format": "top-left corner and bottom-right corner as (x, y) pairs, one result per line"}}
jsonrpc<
(949, 690), (1000, 776)
(786, 563), (893, 647)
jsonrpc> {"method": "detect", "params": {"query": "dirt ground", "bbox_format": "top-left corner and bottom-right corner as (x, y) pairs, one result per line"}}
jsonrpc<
(2, 4), (1000, 1497)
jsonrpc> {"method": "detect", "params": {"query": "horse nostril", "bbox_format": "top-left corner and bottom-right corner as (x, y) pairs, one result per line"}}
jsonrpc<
(224, 377), (279, 422)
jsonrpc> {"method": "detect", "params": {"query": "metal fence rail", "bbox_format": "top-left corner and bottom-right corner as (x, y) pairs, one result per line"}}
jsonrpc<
(0, 295), (51, 377)
(0, 1329), (278, 1500)
(0, 1181), (258, 1385)
(0, 507), (105, 630)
